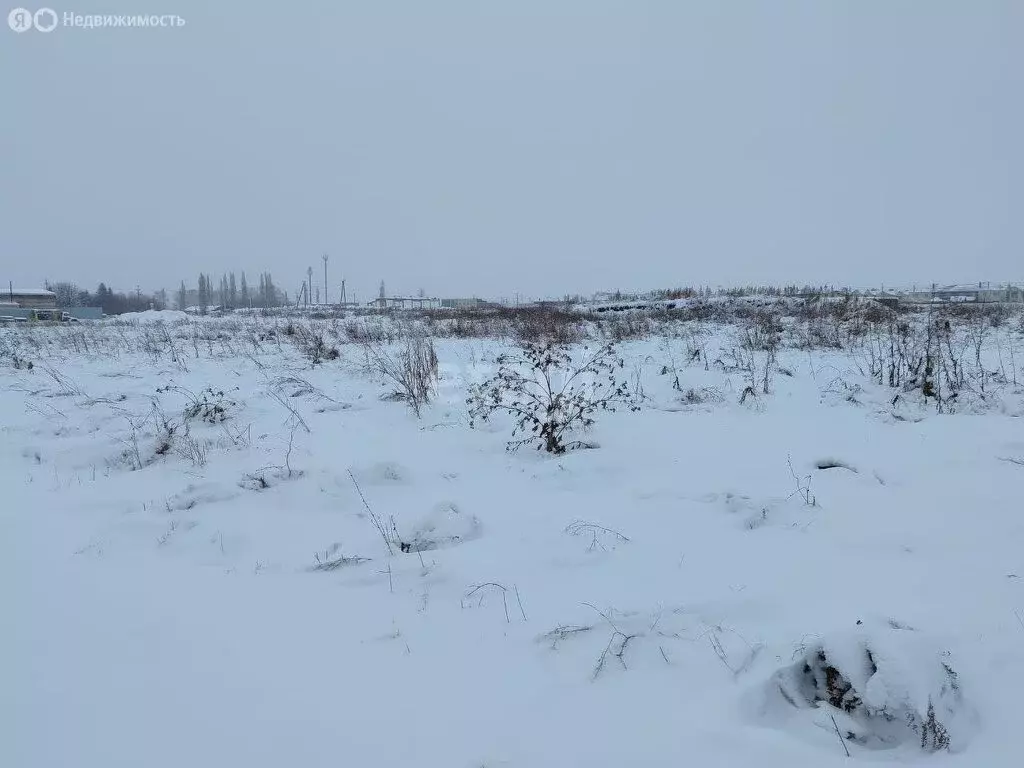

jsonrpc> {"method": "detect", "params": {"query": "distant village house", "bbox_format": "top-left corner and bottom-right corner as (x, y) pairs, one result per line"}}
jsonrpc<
(2, 287), (57, 308)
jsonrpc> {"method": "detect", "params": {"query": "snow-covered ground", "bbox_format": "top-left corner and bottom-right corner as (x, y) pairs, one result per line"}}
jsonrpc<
(3, 310), (1023, 767)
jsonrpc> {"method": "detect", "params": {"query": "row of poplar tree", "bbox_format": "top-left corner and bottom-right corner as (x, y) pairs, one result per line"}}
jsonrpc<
(177, 272), (284, 312)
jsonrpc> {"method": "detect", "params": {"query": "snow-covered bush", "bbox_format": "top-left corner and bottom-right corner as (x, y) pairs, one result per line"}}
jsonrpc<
(157, 385), (237, 424)
(467, 341), (639, 454)
(766, 625), (975, 753)
(402, 501), (481, 553)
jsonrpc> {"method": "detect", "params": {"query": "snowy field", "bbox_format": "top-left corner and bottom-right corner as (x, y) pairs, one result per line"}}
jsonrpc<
(3, 304), (1024, 767)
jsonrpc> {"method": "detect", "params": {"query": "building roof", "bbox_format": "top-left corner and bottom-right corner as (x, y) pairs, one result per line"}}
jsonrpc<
(6, 288), (56, 297)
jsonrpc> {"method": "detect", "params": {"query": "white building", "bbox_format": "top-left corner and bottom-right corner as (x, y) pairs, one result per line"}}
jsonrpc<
(2, 287), (57, 308)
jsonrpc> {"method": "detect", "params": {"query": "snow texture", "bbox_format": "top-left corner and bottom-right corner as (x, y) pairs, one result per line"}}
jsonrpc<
(2, 309), (1024, 767)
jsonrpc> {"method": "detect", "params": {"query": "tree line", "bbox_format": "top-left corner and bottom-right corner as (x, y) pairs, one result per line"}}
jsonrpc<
(44, 281), (168, 315)
(177, 272), (284, 313)
(43, 271), (286, 316)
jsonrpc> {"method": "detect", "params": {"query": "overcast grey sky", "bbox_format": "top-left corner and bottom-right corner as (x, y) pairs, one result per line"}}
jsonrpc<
(2, 1), (1021, 299)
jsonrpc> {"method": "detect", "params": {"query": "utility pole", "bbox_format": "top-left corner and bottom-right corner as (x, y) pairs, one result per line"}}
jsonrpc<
(322, 253), (329, 306)
(340, 278), (346, 306)
(306, 266), (313, 308)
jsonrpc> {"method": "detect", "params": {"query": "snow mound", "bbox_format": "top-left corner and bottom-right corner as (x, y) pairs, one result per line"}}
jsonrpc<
(169, 482), (239, 511)
(814, 457), (858, 472)
(112, 309), (189, 323)
(351, 461), (410, 485)
(402, 501), (481, 552)
(717, 491), (813, 531)
(755, 623), (977, 754)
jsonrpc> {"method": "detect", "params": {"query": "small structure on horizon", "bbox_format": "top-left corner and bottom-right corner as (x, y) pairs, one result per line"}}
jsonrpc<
(439, 297), (492, 310)
(369, 295), (442, 310)
(895, 283), (1024, 305)
(3, 286), (57, 308)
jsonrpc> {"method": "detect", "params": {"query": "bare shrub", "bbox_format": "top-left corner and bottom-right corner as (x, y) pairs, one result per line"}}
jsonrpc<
(788, 456), (817, 506)
(858, 317), (927, 392)
(348, 469), (401, 556)
(309, 543), (370, 571)
(681, 386), (725, 406)
(292, 324), (339, 365)
(8, 351), (33, 370)
(363, 336), (439, 417)
(468, 341), (639, 454)
(585, 604), (640, 680)
(742, 310), (784, 352)
(40, 364), (84, 397)
(714, 313), (783, 403)
(564, 520), (630, 552)
(245, 419), (305, 483)
(511, 306), (587, 345)
(857, 307), (1009, 413)
(174, 433), (210, 467)
(603, 315), (653, 343)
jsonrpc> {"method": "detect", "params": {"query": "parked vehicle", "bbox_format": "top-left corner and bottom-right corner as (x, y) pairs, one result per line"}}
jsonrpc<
(27, 309), (73, 323)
